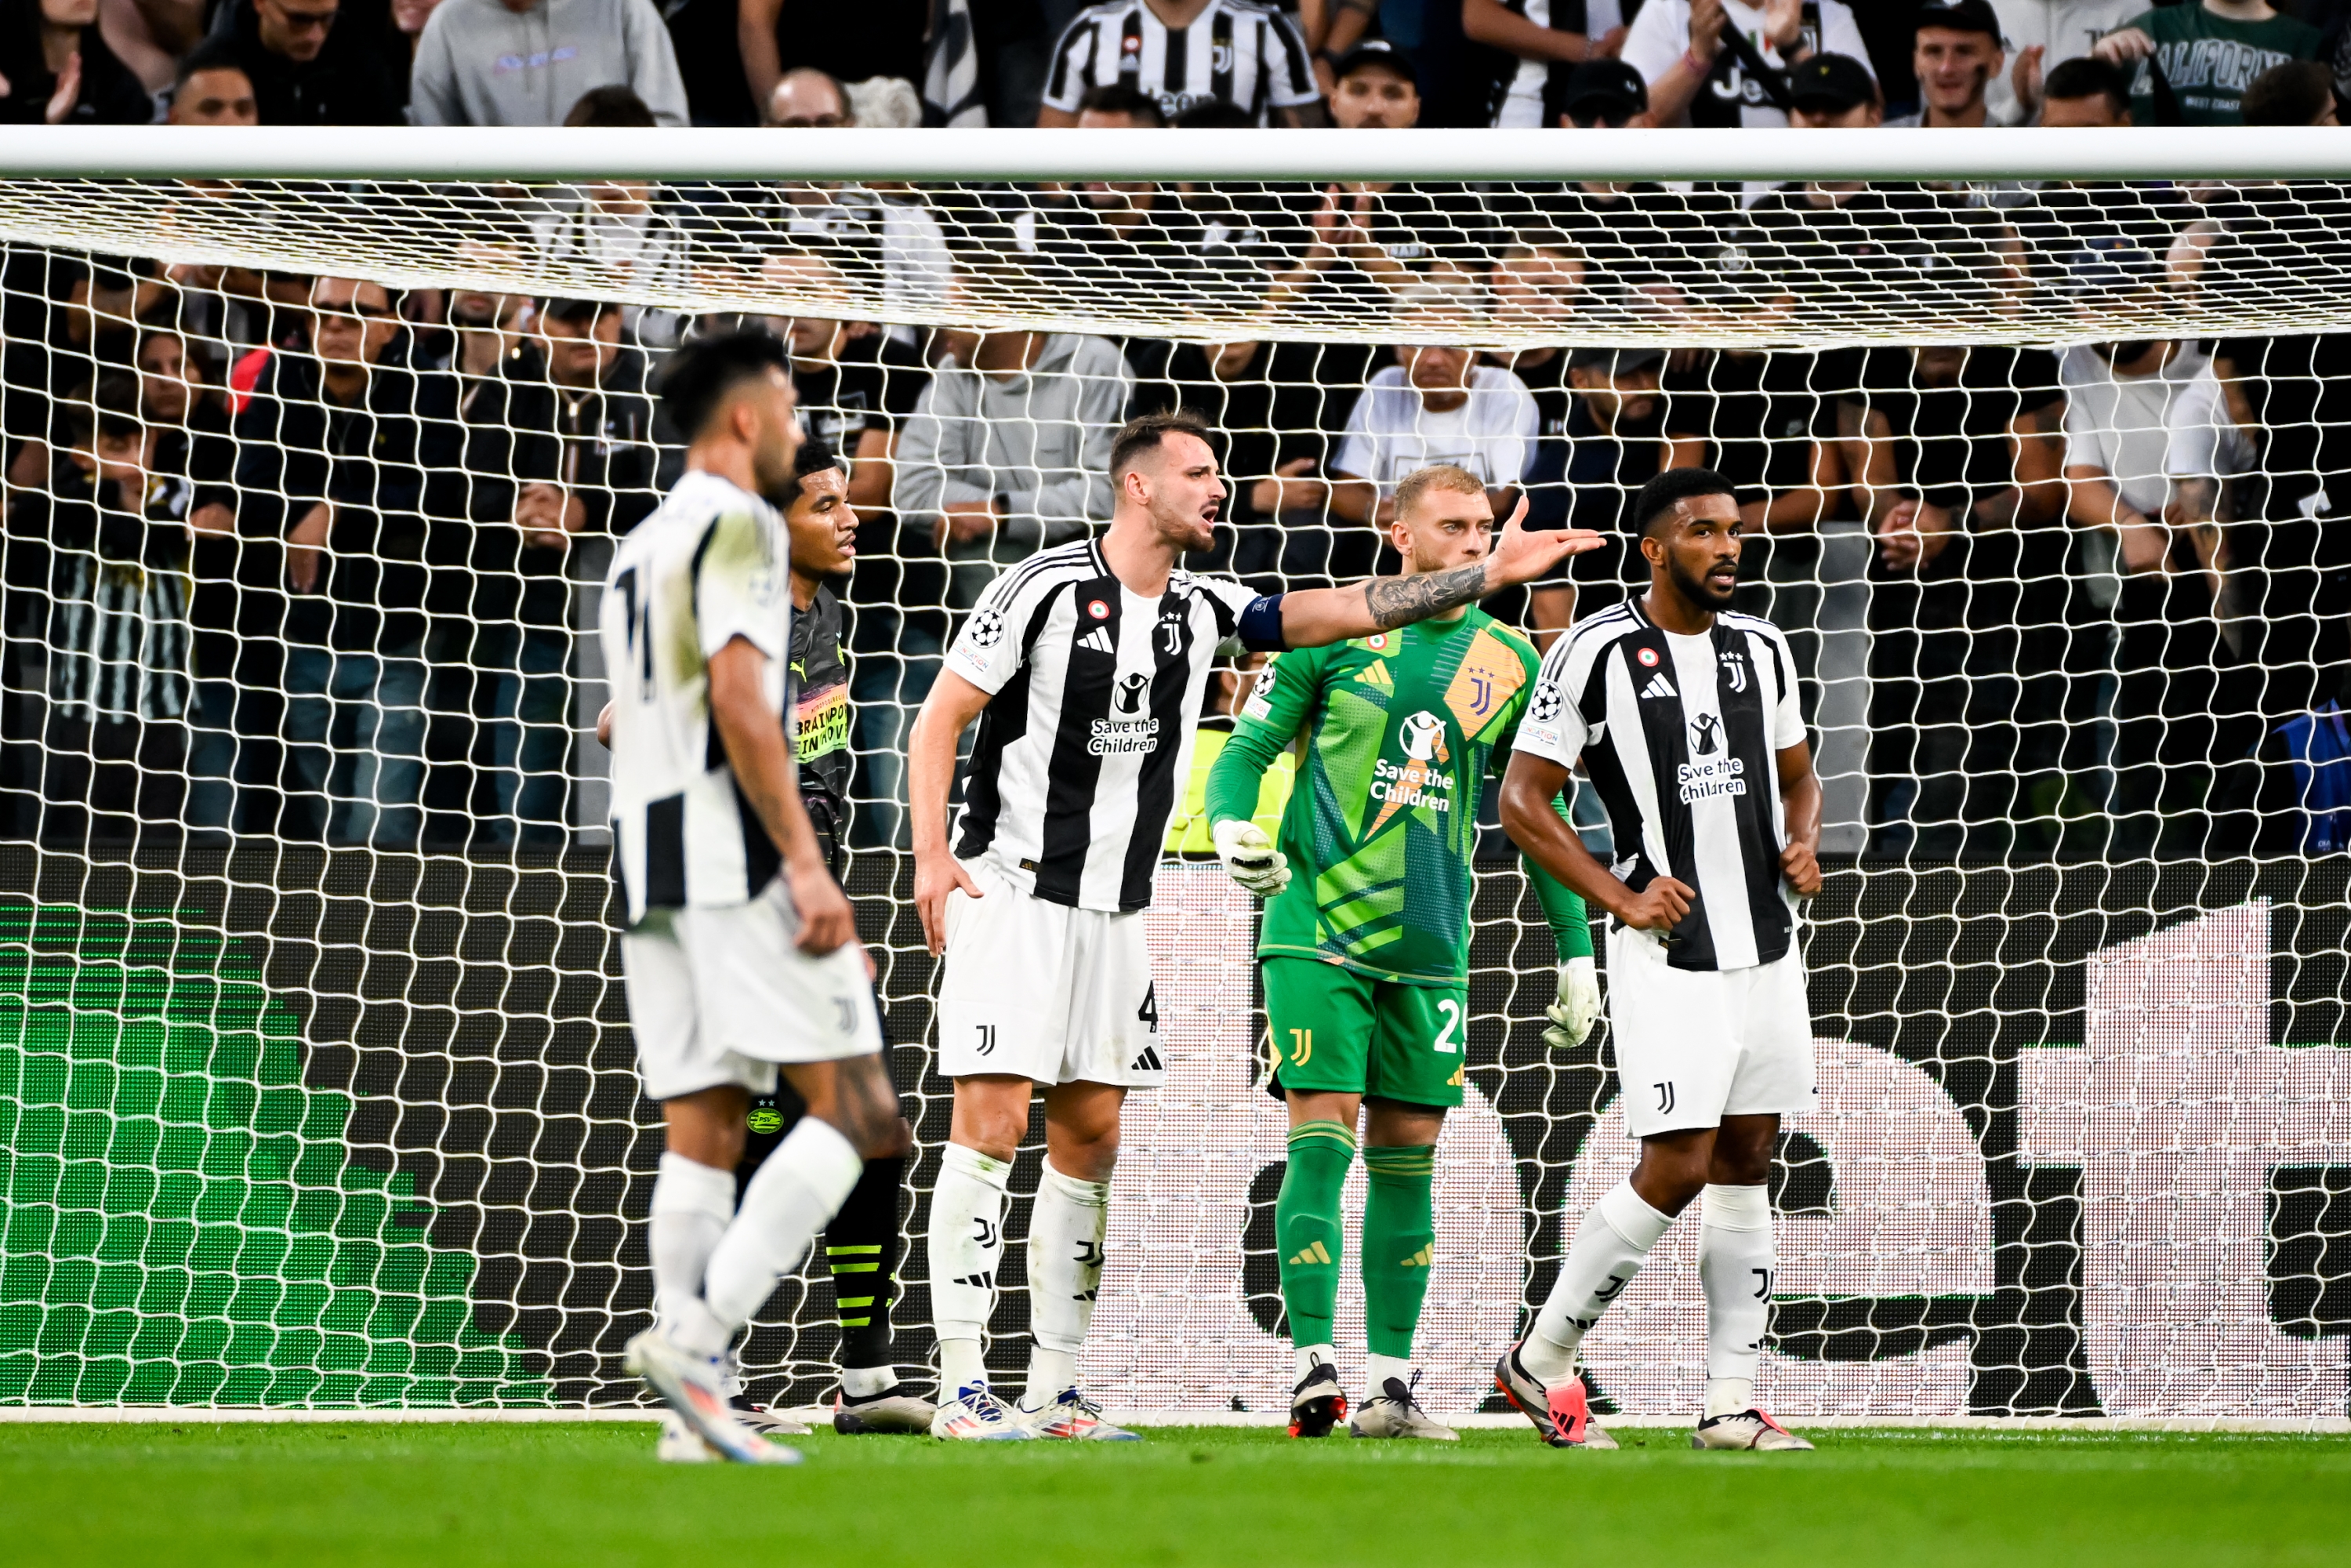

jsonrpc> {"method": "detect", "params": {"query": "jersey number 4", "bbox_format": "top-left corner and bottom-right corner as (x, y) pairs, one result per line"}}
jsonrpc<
(1137, 982), (1157, 1031)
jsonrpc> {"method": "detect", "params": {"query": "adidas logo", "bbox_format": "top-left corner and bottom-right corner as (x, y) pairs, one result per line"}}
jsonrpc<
(1130, 1044), (1164, 1073)
(1287, 1240), (1333, 1266)
(1077, 626), (1115, 654)
(1399, 1244), (1434, 1268)
(952, 1274), (994, 1288)
(1640, 673), (1678, 700)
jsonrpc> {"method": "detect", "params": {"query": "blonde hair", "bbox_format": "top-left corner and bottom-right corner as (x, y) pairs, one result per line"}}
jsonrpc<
(1394, 463), (1486, 522)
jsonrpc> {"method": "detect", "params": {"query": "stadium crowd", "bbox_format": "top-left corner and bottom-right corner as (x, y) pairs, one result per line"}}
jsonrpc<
(0, 0), (2347, 862)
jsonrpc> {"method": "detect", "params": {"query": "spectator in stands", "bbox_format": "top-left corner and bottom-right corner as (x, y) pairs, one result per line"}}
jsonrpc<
(410, 0), (690, 126)
(737, 0), (927, 125)
(895, 279), (1131, 609)
(1890, 0), (2004, 127)
(165, 38), (259, 124)
(210, 0), (404, 125)
(1845, 335), (2066, 856)
(1482, 229), (1585, 636)
(1326, 35), (1421, 126)
(1984, 0), (2140, 123)
(2241, 56), (2338, 123)
(3, 372), (195, 844)
(388, 0), (443, 111)
(1463, 0), (1609, 129)
(0, 0), (156, 123)
(416, 287), (573, 848)
(2092, 0), (2321, 126)
(2037, 49), (2132, 124)
(1622, 0), (1872, 129)
(765, 60), (850, 124)
(1022, 85), (1221, 308)
(234, 274), (456, 847)
(1558, 347), (1669, 628)
(1038, 0), (1322, 127)
(1322, 281), (1536, 551)
(535, 296), (662, 538)
(528, 87), (695, 347)
(2061, 321), (2219, 855)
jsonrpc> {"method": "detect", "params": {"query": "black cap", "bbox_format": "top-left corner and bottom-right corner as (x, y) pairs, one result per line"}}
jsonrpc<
(1566, 346), (1666, 376)
(1787, 52), (1877, 113)
(1333, 39), (1417, 83)
(1558, 59), (1649, 125)
(1914, 0), (2004, 42)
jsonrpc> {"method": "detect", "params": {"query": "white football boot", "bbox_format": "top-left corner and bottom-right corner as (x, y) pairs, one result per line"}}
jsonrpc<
(1348, 1373), (1458, 1441)
(624, 1327), (802, 1465)
(1691, 1409), (1816, 1451)
(929, 1383), (1035, 1440)
(1019, 1388), (1142, 1440)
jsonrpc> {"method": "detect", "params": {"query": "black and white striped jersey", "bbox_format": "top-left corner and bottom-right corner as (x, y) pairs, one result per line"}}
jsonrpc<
(1042, 0), (1319, 125)
(1515, 600), (1806, 971)
(945, 538), (1283, 913)
(600, 470), (793, 926)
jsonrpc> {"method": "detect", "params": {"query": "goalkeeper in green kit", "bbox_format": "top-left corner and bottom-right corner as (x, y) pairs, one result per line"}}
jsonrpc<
(1204, 464), (1599, 1441)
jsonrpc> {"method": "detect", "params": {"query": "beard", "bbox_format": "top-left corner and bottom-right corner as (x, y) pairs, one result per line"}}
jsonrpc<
(1667, 551), (1737, 611)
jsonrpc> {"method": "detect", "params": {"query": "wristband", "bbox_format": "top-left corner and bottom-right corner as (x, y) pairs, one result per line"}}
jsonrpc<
(1683, 45), (1716, 74)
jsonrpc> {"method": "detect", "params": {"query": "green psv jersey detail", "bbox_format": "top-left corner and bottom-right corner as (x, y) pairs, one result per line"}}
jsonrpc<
(1234, 612), (1540, 984)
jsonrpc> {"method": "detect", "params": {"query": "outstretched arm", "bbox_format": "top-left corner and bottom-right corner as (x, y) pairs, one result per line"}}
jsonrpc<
(1277, 496), (1601, 648)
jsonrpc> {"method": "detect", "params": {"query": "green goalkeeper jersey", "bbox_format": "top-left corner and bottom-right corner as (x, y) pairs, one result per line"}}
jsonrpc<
(1205, 608), (1590, 985)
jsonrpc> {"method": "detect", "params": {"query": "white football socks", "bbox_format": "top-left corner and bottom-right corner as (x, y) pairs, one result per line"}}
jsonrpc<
(1293, 1343), (1335, 1384)
(1021, 1162), (1110, 1410)
(1365, 1352), (1413, 1398)
(1699, 1182), (1775, 1418)
(691, 1118), (863, 1352)
(840, 1364), (897, 1400)
(928, 1141), (1010, 1397)
(1522, 1179), (1674, 1385)
(648, 1151), (735, 1355)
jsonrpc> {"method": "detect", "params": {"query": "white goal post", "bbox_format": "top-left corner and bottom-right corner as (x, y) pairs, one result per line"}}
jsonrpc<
(0, 129), (2346, 1424)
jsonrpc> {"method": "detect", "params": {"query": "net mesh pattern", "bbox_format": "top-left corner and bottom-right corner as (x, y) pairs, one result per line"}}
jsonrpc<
(0, 168), (2347, 1418)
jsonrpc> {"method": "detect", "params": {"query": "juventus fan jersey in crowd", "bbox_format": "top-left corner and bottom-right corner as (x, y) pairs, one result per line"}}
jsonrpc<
(1515, 600), (1807, 972)
(943, 538), (1286, 913)
(1041, 0), (1319, 125)
(600, 470), (792, 925)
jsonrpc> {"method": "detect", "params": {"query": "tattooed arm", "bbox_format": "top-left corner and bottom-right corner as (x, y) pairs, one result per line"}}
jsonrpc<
(1275, 495), (1603, 649)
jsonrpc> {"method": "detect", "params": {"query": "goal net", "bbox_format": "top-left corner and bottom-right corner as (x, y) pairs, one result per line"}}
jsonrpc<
(1, 128), (2346, 1421)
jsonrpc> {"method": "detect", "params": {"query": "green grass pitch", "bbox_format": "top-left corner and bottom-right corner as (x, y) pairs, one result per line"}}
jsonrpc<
(5, 1421), (2346, 1566)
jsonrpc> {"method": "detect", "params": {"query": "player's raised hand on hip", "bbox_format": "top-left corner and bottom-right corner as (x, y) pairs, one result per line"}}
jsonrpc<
(913, 848), (981, 958)
(1483, 495), (1605, 590)
(788, 858), (859, 955)
(1615, 876), (1693, 932)
(1780, 841), (1823, 898)
(1210, 818), (1290, 897)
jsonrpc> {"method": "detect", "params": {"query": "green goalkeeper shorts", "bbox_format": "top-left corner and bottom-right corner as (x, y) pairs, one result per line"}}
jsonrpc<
(1262, 957), (1469, 1109)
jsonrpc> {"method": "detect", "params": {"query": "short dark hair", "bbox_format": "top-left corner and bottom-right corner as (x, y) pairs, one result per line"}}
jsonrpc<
(2042, 56), (2131, 118)
(175, 38), (252, 93)
(566, 85), (658, 129)
(63, 372), (144, 448)
(657, 328), (791, 443)
(2242, 59), (2334, 127)
(1076, 82), (1165, 125)
(1634, 467), (1738, 537)
(1173, 100), (1254, 129)
(539, 296), (618, 328)
(1109, 408), (1212, 482)
(792, 436), (842, 485)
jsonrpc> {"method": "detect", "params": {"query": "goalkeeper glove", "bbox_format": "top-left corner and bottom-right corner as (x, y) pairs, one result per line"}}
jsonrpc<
(1543, 955), (1600, 1051)
(1210, 818), (1290, 898)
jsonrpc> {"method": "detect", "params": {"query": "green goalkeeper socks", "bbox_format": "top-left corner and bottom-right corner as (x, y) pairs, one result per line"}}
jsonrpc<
(1361, 1143), (1437, 1360)
(1276, 1120), (1356, 1349)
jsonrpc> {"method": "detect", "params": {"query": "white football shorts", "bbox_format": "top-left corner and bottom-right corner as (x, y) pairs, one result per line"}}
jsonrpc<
(1606, 920), (1816, 1138)
(934, 855), (1164, 1088)
(622, 877), (883, 1102)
